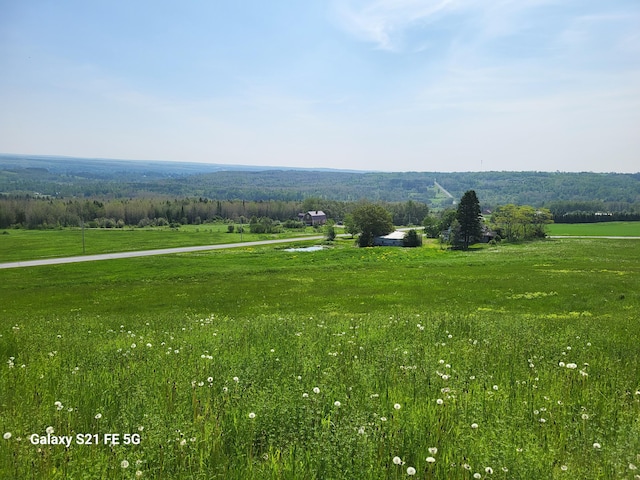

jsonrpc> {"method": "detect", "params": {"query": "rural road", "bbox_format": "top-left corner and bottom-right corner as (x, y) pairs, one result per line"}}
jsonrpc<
(0, 236), (326, 269)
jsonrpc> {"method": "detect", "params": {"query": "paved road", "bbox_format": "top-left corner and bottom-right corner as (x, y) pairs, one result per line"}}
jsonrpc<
(0, 236), (326, 269)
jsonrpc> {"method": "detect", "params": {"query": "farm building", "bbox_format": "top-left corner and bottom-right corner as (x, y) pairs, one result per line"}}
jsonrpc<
(301, 211), (327, 226)
(373, 230), (407, 246)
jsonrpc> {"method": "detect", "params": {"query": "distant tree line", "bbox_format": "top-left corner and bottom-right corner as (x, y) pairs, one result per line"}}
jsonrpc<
(0, 195), (431, 230)
(3, 157), (639, 208)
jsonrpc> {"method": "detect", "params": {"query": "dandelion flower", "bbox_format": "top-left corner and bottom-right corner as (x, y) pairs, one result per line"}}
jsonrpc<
(313, 387), (320, 394)
(394, 403), (401, 410)
(485, 466), (494, 474)
(334, 401), (341, 407)
(471, 423), (479, 429)
(407, 466), (416, 475)
(428, 447), (437, 455)
(3, 432), (11, 440)
(46, 426), (54, 435)
(473, 473), (481, 479)
(593, 442), (601, 449)
(95, 413), (102, 420)
(463, 464), (471, 470)
(426, 456), (436, 463)
(232, 376), (239, 383)
(492, 385), (499, 391)
(121, 460), (130, 469)
(302, 393), (309, 398)
(248, 412), (256, 419)
(436, 398), (444, 405)
(393, 456), (403, 465)
(558, 361), (565, 367)
(207, 377), (213, 383)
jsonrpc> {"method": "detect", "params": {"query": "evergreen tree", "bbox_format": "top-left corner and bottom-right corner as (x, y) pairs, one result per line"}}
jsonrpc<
(456, 190), (482, 249)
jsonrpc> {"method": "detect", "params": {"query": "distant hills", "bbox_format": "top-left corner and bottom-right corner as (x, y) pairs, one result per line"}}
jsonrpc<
(1, 154), (639, 210)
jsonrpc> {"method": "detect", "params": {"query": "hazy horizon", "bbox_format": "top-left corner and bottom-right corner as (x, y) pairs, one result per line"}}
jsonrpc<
(1, 1), (639, 173)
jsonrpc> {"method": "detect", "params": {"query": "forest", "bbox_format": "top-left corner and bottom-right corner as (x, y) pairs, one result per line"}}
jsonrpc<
(1, 154), (639, 229)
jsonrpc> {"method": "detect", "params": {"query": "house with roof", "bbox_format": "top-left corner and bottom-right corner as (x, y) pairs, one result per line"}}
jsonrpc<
(301, 210), (327, 226)
(373, 230), (407, 246)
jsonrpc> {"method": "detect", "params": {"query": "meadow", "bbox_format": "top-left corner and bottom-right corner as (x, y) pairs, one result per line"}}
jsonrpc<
(546, 222), (640, 237)
(1, 237), (639, 479)
(0, 224), (322, 263)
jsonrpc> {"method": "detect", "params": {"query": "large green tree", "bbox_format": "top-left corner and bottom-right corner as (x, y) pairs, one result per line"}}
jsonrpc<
(456, 190), (483, 249)
(351, 203), (394, 247)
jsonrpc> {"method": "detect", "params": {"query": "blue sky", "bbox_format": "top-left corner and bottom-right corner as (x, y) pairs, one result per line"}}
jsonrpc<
(1, 0), (638, 172)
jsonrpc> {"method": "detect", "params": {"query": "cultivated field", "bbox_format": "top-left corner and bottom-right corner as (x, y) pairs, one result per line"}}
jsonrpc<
(1, 237), (639, 479)
(546, 222), (640, 237)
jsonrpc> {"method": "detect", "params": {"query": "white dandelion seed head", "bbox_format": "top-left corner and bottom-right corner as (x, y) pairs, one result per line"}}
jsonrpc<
(232, 376), (239, 382)
(3, 432), (11, 440)
(334, 401), (341, 407)
(248, 412), (256, 419)
(302, 393), (309, 398)
(180, 439), (187, 446)
(394, 403), (401, 410)
(95, 413), (102, 419)
(45, 426), (54, 435)
(593, 442), (601, 449)
(357, 426), (365, 435)
(393, 456), (402, 465)
(485, 466), (493, 474)
(566, 363), (577, 369)
(428, 447), (437, 455)
(582, 413), (589, 420)
(561, 465), (568, 471)
(313, 387), (320, 394)
(407, 466), (416, 475)
(436, 398), (444, 405)
(426, 456), (436, 463)
(135, 471), (143, 478)
(473, 473), (481, 479)
(471, 423), (478, 429)
(207, 377), (213, 383)
(558, 361), (565, 367)
(629, 463), (637, 470)
(380, 417), (387, 422)
(121, 460), (130, 469)
(492, 385), (499, 391)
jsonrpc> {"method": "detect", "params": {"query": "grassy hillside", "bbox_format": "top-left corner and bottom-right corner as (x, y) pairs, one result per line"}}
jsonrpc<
(1, 238), (639, 478)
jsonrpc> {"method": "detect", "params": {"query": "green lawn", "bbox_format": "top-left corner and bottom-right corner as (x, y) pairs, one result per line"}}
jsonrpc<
(0, 224), (322, 263)
(1, 238), (639, 479)
(546, 221), (640, 237)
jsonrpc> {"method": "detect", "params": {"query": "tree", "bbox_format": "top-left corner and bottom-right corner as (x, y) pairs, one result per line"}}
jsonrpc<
(491, 204), (553, 241)
(403, 229), (423, 247)
(351, 203), (394, 247)
(456, 190), (482, 249)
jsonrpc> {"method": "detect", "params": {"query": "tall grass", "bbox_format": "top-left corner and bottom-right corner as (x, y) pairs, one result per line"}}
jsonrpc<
(1, 239), (639, 478)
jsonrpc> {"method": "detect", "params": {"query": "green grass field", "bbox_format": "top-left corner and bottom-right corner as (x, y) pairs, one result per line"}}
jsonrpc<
(1, 237), (639, 479)
(0, 224), (323, 263)
(546, 221), (640, 237)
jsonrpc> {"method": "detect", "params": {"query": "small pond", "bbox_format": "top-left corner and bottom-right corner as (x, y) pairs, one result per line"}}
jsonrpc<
(283, 246), (325, 252)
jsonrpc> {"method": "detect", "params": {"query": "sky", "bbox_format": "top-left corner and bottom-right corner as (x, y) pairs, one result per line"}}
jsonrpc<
(1, 1), (639, 173)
